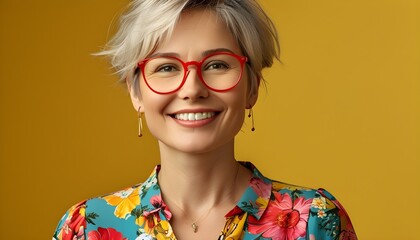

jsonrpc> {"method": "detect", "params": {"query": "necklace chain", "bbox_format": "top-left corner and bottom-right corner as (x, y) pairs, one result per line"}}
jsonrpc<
(165, 163), (241, 233)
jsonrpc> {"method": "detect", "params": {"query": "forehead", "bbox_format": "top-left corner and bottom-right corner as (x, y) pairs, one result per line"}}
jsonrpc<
(155, 9), (242, 58)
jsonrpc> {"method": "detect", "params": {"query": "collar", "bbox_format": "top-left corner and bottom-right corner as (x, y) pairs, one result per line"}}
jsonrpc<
(139, 162), (272, 221)
(225, 162), (272, 220)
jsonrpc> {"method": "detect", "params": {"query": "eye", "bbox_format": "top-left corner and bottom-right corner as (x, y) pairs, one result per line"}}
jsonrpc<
(205, 61), (229, 70)
(155, 64), (179, 73)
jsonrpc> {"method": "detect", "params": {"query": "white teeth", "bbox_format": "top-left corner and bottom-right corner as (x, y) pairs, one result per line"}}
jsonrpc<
(174, 112), (215, 121)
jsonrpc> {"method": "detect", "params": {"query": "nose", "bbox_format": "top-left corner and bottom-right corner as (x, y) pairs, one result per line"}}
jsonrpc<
(177, 67), (209, 101)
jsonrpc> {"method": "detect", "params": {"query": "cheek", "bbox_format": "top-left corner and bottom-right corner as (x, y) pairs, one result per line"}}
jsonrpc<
(223, 83), (248, 129)
(141, 94), (170, 123)
(232, 77), (250, 108)
(139, 82), (168, 123)
(141, 95), (169, 140)
(229, 94), (247, 112)
(139, 80), (159, 111)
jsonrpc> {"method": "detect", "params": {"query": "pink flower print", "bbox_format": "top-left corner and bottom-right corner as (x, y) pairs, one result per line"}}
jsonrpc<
(136, 194), (173, 234)
(250, 177), (272, 200)
(143, 195), (172, 220)
(248, 192), (312, 240)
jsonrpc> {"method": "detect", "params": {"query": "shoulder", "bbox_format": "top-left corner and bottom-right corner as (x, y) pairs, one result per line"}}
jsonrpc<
(270, 180), (350, 216)
(52, 200), (89, 240)
(272, 180), (336, 204)
(52, 183), (145, 240)
(269, 180), (341, 220)
(53, 166), (162, 240)
(268, 180), (358, 239)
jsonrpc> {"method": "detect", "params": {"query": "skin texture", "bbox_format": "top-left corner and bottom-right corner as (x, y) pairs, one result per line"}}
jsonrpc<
(130, 12), (257, 155)
(128, 9), (258, 240)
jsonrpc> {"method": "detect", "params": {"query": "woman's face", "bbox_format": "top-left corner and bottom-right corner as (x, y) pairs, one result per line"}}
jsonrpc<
(130, 9), (258, 154)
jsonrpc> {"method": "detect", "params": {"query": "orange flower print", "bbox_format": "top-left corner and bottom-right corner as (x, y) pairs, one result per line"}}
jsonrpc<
(136, 213), (157, 234)
(103, 186), (140, 219)
(248, 192), (312, 240)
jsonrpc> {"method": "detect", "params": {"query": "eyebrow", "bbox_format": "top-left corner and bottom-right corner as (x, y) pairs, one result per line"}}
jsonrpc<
(202, 48), (235, 57)
(148, 48), (235, 59)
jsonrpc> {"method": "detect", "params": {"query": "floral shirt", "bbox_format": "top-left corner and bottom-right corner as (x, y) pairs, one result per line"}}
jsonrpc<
(53, 162), (357, 240)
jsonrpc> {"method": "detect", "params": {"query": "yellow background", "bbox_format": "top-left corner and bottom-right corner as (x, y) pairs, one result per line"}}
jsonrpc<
(0, 0), (418, 239)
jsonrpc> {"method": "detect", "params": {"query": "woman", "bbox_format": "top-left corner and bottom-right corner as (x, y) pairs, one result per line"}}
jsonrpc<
(53, 0), (357, 239)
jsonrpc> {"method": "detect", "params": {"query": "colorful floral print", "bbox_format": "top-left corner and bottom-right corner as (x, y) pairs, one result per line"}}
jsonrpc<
(56, 201), (87, 240)
(53, 162), (357, 240)
(248, 192), (312, 239)
(219, 213), (247, 239)
(103, 187), (140, 219)
(88, 227), (128, 240)
(135, 195), (175, 239)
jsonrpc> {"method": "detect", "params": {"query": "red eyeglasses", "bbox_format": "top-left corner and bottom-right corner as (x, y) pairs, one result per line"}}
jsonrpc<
(138, 52), (247, 94)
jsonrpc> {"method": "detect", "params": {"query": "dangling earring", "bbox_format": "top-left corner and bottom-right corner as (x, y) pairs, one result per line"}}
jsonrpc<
(248, 108), (255, 131)
(138, 106), (143, 137)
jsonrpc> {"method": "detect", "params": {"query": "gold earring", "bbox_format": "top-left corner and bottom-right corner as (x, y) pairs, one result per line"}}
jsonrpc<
(138, 106), (143, 137)
(248, 108), (255, 131)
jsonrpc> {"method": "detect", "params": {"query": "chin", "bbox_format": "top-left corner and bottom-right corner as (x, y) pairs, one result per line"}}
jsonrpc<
(171, 141), (219, 155)
(160, 136), (232, 155)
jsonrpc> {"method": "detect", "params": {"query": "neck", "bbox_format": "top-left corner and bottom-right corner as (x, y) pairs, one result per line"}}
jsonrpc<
(157, 140), (241, 212)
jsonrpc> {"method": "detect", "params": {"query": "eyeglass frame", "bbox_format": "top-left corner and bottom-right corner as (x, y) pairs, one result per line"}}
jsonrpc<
(137, 52), (248, 94)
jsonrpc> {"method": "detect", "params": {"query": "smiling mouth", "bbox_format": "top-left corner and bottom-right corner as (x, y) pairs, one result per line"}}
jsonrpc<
(171, 112), (219, 121)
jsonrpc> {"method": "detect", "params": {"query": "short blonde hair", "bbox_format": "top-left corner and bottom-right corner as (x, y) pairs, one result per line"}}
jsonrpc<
(100, 0), (280, 93)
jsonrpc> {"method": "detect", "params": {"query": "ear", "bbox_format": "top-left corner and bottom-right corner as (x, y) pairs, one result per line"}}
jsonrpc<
(246, 77), (259, 109)
(126, 74), (143, 112)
